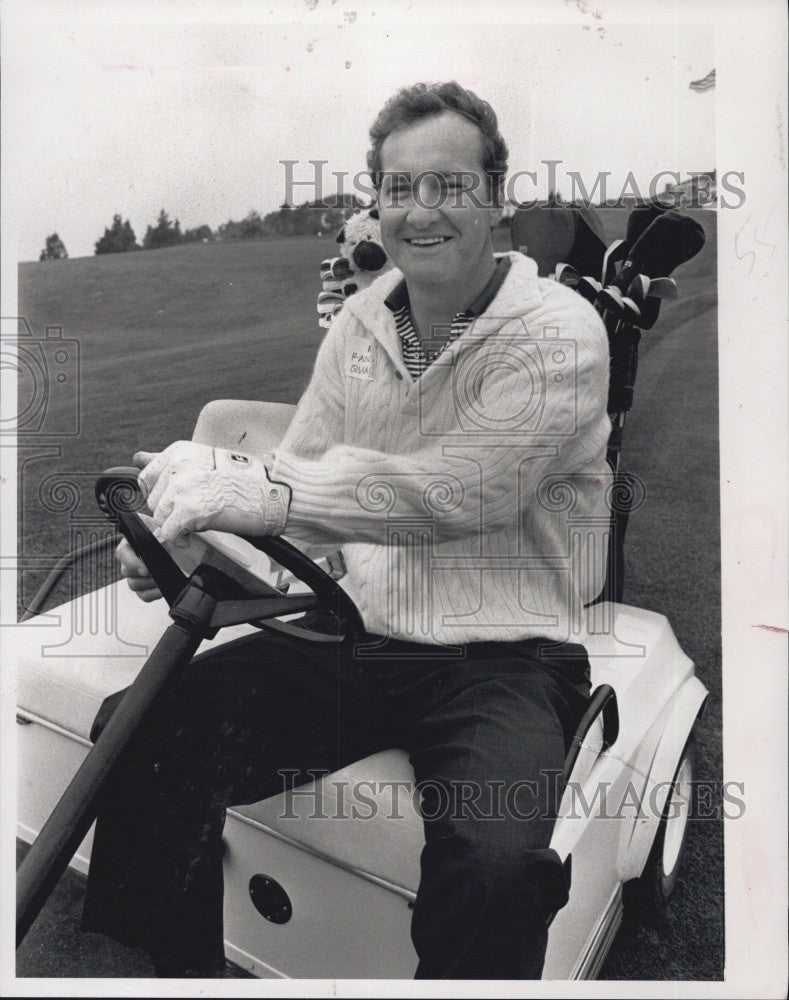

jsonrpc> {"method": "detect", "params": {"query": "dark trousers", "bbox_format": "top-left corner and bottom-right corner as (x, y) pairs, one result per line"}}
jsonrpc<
(81, 622), (591, 979)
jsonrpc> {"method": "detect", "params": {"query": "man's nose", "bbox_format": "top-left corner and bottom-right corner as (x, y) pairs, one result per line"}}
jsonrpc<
(406, 187), (442, 228)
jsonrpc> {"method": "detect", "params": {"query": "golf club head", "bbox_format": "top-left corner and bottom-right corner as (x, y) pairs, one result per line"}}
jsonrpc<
(624, 202), (671, 248)
(603, 202), (674, 286)
(614, 210), (705, 291)
(601, 238), (627, 286)
(644, 276), (678, 300)
(618, 273), (677, 330)
(576, 276), (602, 303)
(598, 287), (642, 322)
(555, 263), (580, 287)
(620, 296), (642, 318)
(599, 286), (625, 310)
(627, 274), (651, 303)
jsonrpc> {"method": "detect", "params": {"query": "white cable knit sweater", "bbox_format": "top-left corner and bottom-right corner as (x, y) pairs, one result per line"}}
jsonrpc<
(271, 251), (612, 645)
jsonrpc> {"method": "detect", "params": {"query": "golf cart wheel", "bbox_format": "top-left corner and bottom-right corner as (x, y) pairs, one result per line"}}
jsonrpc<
(623, 737), (696, 925)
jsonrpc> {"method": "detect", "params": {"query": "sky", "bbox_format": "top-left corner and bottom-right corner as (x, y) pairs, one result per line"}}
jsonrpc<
(3, 0), (716, 261)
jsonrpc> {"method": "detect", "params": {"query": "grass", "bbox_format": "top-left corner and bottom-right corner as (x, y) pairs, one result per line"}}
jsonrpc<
(15, 211), (721, 980)
(16, 235), (333, 608)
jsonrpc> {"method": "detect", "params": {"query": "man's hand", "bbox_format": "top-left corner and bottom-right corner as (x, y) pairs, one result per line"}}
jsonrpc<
(134, 441), (291, 544)
(116, 537), (163, 602)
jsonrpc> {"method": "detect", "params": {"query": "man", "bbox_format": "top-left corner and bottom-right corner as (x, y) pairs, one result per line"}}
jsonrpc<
(82, 81), (612, 979)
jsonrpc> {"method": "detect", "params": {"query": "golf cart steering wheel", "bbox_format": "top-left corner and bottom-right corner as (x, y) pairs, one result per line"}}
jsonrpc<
(94, 467), (364, 638)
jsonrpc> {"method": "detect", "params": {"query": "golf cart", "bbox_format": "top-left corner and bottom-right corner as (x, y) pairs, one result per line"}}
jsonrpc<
(15, 202), (708, 979)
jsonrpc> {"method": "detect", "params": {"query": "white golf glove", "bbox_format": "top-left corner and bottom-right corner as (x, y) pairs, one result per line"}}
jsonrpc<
(135, 441), (291, 544)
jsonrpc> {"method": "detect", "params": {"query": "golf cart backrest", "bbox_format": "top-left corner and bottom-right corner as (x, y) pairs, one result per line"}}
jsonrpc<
(193, 399), (296, 459)
(511, 201), (607, 281)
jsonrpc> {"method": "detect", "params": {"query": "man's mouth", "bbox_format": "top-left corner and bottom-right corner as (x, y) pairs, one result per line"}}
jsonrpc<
(404, 236), (451, 246)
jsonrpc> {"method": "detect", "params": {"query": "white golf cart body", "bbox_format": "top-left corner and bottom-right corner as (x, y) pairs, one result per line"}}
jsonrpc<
(15, 398), (708, 980)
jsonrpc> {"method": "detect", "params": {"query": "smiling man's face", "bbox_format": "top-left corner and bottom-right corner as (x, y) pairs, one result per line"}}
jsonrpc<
(377, 110), (502, 295)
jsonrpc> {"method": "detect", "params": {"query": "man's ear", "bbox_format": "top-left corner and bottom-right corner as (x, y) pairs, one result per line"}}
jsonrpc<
(335, 225), (346, 244)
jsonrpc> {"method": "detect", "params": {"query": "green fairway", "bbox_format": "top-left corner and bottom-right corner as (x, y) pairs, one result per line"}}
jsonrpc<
(15, 213), (722, 980)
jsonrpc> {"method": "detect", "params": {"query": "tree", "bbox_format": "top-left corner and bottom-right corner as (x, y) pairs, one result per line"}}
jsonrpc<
(142, 210), (183, 250)
(182, 224), (214, 243)
(39, 233), (68, 261)
(217, 211), (274, 242)
(239, 211), (269, 239)
(94, 215), (139, 254)
(214, 193), (363, 242)
(271, 202), (295, 237)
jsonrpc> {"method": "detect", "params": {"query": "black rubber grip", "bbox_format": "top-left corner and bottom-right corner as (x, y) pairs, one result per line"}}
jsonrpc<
(95, 467), (188, 606)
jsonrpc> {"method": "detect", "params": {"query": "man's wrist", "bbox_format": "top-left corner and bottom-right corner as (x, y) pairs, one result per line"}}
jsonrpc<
(260, 471), (291, 535)
(213, 448), (291, 535)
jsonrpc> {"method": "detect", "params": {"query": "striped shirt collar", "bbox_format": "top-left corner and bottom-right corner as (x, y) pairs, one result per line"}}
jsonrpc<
(385, 256), (512, 377)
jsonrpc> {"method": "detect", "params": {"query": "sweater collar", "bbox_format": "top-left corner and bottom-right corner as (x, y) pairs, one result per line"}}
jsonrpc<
(346, 251), (540, 326)
(383, 255), (513, 319)
(342, 251), (541, 375)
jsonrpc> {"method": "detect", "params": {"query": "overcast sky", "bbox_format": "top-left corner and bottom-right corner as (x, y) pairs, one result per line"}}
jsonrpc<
(4, 0), (715, 261)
